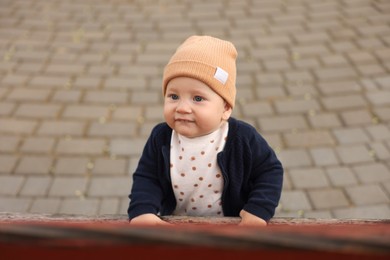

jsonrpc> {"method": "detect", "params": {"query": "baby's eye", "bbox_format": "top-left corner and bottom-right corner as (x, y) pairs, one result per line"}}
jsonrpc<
(193, 96), (204, 102)
(168, 94), (179, 100)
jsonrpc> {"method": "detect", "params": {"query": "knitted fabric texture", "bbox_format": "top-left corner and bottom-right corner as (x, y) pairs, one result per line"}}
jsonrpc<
(162, 35), (238, 108)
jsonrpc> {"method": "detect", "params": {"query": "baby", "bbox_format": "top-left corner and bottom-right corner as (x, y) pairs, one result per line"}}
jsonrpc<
(128, 35), (283, 226)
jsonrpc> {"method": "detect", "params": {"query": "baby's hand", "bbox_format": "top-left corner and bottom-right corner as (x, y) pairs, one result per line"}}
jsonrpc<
(238, 210), (267, 226)
(129, 214), (171, 226)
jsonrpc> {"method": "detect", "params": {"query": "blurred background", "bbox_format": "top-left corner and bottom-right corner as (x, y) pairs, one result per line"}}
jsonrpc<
(0, 0), (389, 219)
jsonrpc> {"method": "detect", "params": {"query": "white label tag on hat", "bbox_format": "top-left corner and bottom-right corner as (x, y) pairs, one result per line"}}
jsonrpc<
(214, 67), (228, 85)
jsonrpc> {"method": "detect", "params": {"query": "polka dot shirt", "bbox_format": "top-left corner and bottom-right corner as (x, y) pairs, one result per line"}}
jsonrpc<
(170, 122), (229, 216)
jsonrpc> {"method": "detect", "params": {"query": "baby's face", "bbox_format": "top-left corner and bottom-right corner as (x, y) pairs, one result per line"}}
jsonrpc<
(164, 77), (232, 138)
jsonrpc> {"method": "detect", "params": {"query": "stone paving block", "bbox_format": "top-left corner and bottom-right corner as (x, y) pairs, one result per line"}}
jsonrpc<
(308, 113), (342, 129)
(56, 138), (106, 156)
(369, 142), (390, 160)
(16, 62), (44, 73)
(119, 65), (161, 77)
(289, 168), (330, 189)
(0, 102), (15, 116)
(274, 99), (320, 114)
(320, 54), (349, 66)
(374, 75), (390, 89)
(365, 124), (390, 141)
(256, 72), (284, 85)
(52, 90), (82, 103)
(325, 166), (358, 187)
(20, 176), (52, 196)
(1, 74), (28, 86)
(73, 76), (102, 89)
(291, 44), (330, 57)
(322, 94), (367, 110)
(59, 198), (99, 215)
(0, 155), (18, 174)
(293, 32), (330, 44)
(346, 184), (390, 206)
(88, 65), (115, 77)
(30, 198), (61, 214)
(284, 71), (314, 83)
(7, 88), (51, 102)
(62, 105), (109, 120)
(20, 137), (55, 153)
(55, 157), (90, 175)
(49, 177), (88, 197)
(263, 60), (291, 71)
(277, 149), (312, 168)
(256, 86), (286, 100)
(353, 163), (390, 184)
(112, 106), (143, 121)
(336, 144), (375, 164)
(15, 103), (61, 119)
(374, 107), (390, 121)
(285, 83), (318, 98)
(0, 176), (25, 196)
(293, 58), (321, 69)
(332, 127), (371, 144)
(99, 198), (120, 215)
(110, 138), (146, 157)
(128, 157), (140, 177)
(303, 210), (333, 219)
(144, 106), (165, 122)
(120, 198), (129, 215)
(284, 130), (335, 148)
(130, 91), (160, 105)
(29, 75), (72, 89)
(88, 122), (137, 137)
(347, 51), (376, 64)
(255, 35), (292, 47)
(310, 147), (339, 166)
(357, 24), (389, 36)
(0, 118), (37, 134)
(258, 115), (308, 133)
(0, 136), (20, 152)
(333, 204), (390, 219)
(340, 109), (373, 126)
(45, 63), (86, 75)
(88, 176), (131, 197)
(37, 121), (85, 136)
(366, 91), (390, 106)
(241, 101), (274, 117)
(251, 47), (288, 60)
(84, 91), (128, 104)
(308, 189), (350, 210)
(15, 156), (53, 175)
(279, 190), (312, 211)
(92, 158), (127, 175)
(140, 122), (161, 138)
(358, 38), (386, 50)
(330, 41), (358, 53)
(0, 197), (32, 213)
(318, 80), (362, 96)
(356, 64), (386, 77)
(104, 77), (146, 90)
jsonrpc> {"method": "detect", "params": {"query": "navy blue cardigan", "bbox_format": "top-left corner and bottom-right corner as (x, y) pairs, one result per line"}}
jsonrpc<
(128, 117), (283, 221)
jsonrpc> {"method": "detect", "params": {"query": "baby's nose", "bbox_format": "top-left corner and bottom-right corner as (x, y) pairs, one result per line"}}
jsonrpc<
(176, 100), (192, 113)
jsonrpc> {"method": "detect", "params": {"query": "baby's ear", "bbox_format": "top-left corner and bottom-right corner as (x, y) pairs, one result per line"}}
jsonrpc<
(222, 103), (233, 120)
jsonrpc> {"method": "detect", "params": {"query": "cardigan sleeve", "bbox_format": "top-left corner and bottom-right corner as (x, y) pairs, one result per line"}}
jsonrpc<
(242, 128), (284, 221)
(127, 125), (166, 220)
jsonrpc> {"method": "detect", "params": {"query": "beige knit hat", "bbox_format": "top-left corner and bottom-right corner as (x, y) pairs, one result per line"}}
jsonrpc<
(162, 35), (238, 108)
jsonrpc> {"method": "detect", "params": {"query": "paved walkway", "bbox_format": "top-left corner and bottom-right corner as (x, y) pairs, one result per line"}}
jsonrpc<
(0, 0), (389, 219)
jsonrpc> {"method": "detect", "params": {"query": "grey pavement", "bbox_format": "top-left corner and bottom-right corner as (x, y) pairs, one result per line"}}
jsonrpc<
(0, 0), (390, 220)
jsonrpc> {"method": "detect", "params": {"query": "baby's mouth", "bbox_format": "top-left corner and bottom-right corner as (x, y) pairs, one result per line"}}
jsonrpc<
(175, 118), (194, 123)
